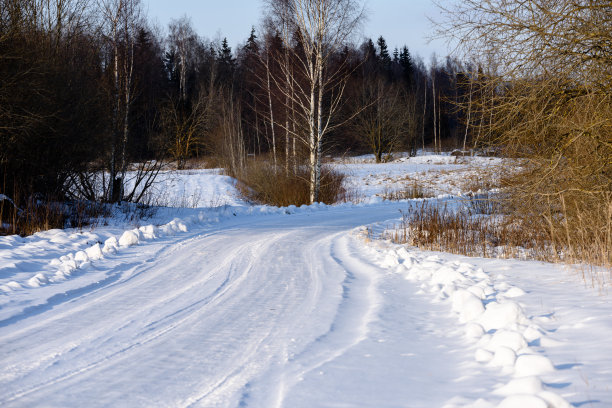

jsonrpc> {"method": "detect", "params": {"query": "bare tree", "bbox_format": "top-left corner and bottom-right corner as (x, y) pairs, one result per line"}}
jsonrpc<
(167, 16), (198, 102)
(162, 89), (215, 169)
(265, 0), (364, 203)
(352, 78), (411, 162)
(431, 57), (438, 153)
(436, 0), (612, 267)
(262, 32), (278, 168)
(98, 0), (142, 202)
(216, 91), (247, 177)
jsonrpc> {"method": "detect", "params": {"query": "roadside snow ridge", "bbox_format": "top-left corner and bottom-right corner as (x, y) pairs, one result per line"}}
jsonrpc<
(359, 229), (571, 408)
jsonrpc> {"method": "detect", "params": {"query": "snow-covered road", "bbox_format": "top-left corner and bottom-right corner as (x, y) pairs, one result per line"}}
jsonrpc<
(1, 201), (610, 407)
(0, 204), (466, 407)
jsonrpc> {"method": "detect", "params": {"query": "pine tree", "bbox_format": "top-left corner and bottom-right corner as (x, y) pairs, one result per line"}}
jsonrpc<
(244, 27), (259, 55)
(362, 38), (378, 71)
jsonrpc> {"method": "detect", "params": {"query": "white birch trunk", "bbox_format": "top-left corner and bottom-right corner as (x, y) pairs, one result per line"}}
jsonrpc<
(265, 51), (277, 169)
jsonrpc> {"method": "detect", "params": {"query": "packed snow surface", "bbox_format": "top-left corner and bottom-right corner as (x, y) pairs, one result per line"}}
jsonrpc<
(1, 154), (610, 407)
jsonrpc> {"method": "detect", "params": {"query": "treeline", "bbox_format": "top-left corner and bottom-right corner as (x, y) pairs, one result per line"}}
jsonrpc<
(0, 0), (482, 210)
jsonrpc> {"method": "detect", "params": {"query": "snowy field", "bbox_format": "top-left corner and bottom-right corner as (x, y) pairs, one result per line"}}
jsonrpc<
(0, 154), (610, 407)
(332, 153), (508, 198)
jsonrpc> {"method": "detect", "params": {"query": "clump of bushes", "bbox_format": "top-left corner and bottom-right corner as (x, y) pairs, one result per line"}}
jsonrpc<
(234, 160), (347, 207)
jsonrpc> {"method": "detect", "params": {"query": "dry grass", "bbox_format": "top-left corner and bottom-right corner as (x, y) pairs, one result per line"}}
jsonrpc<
(165, 156), (218, 170)
(381, 181), (432, 200)
(513, 190), (612, 275)
(234, 160), (348, 207)
(461, 171), (503, 193)
(384, 199), (555, 261)
(0, 196), (110, 236)
(384, 191), (611, 285)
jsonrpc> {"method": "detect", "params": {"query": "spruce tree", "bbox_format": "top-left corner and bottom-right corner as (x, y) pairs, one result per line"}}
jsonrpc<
(399, 46), (414, 85)
(244, 27), (259, 55)
(217, 38), (235, 85)
(377, 36), (391, 73)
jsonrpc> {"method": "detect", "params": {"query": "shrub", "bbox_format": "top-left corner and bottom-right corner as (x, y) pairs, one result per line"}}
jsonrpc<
(235, 160), (347, 207)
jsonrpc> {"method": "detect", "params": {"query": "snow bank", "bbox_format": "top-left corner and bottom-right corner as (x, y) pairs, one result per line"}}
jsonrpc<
(358, 229), (571, 408)
(2, 153), (511, 296)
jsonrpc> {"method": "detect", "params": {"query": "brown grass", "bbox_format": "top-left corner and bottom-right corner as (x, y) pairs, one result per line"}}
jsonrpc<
(382, 181), (432, 200)
(385, 199), (555, 261)
(1, 194), (110, 236)
(385, 192), (611, 285)
(234, 160), (348, 207)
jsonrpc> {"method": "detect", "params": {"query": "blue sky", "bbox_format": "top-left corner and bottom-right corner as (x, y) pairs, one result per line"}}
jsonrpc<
(143, 0), (450, 60)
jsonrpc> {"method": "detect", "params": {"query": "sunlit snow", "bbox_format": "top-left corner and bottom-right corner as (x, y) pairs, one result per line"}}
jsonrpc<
(0, 154), (609, 407)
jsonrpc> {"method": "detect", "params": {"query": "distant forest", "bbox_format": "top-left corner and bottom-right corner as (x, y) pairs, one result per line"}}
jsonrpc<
(1, 0), (486, 206)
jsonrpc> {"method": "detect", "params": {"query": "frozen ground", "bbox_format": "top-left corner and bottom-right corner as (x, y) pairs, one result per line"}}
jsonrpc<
(0, 154), (610, 407)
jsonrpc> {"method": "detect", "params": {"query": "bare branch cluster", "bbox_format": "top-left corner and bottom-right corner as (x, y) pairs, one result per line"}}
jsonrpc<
(437, 0), (612, 267)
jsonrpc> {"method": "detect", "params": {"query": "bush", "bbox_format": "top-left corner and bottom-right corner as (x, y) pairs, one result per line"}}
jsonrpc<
(235, 160), (347, 207)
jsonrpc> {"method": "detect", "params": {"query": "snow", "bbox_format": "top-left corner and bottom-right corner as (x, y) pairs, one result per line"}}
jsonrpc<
(331, 152), (507, 198)
(141, 168), (246, 208)
(0, 154), (610, 407)
(118, 229), (140, 247)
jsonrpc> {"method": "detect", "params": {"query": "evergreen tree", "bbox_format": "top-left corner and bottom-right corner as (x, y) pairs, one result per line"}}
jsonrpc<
(217, 37), (235, 85)
(377, 36), (391, 73)
(244, 27), (259, 55)
(399, 46), (414, 85)
(131, 27), (167, 159)
(361, 38), (378, 75)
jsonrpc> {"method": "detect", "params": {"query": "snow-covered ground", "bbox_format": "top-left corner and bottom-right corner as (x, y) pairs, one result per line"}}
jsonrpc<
(0, 154), (610, 407)
(143, 169), (247, 208)
(332, 153), (507, 198)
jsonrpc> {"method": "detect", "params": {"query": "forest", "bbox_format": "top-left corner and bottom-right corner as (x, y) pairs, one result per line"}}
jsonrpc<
(0, 0), (481, 206)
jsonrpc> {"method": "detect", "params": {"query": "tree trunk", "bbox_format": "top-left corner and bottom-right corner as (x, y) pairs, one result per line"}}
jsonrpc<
(422, 77), (426, 152)
(314, 59), (324, 204)
(432, 73), (437, 153)
(265, 51), (277, 169)
(119, 28), (134, 202)
(308, 74), (317, 204)
(463, 76), (473, 151)
(109, 25), (119, 202)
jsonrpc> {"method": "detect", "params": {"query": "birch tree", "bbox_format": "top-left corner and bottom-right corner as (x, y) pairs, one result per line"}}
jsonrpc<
(99, 0), (141, 202)
(266, 0), (364, 203)
(167, 17), (198, 102)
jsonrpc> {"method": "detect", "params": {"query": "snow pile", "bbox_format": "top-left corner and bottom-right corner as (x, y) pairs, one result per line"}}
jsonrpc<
(362, 236), (571, 408)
